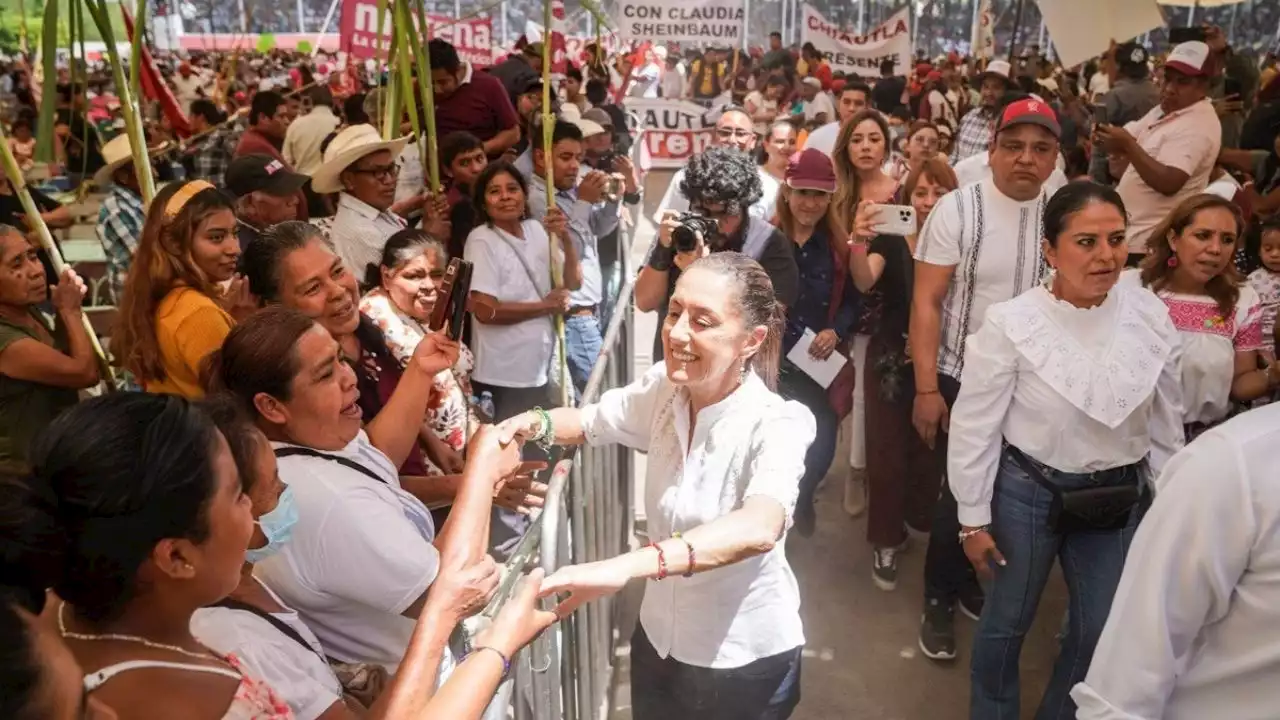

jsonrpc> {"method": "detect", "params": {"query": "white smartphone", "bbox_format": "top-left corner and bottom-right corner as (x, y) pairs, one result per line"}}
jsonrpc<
(870, 205), (917, 236)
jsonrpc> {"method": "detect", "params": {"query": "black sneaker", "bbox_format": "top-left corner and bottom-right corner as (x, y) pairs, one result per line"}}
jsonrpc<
(793, 500), (817, 538)
(958, 585), (985, 622)
(919, 598), (957, 661)
(872, 547), (899, 591)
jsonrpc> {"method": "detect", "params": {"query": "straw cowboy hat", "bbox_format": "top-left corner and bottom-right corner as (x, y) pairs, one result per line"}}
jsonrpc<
(93, 133), (172, 188)
(310, 123), (409, 194)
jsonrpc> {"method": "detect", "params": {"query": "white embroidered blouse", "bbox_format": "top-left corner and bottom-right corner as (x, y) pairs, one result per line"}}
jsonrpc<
(948, 282), (1186, 528)
(1121, 270), (1266, 425)
(579, 362), (816, 669)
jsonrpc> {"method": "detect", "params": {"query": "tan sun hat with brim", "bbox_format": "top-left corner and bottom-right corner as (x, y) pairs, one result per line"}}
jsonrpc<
(310, 123), (410, 194)
(92, 134), (172, 189)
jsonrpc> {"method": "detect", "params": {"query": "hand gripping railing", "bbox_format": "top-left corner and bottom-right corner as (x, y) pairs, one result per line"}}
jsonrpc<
(471, 225), (638, 720)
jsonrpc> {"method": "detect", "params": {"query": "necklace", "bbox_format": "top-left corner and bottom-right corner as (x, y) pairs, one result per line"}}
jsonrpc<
(57, 602), (214, 662)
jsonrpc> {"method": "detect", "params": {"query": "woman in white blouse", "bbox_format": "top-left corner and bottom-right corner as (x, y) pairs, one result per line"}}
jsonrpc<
(1130, 193), (1280, 438)
(948, 182), (1185, 720)
(501, 252), (816, 719)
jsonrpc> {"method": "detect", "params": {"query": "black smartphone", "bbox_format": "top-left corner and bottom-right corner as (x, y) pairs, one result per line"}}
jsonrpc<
(446, 261), (473, 342)
(1169, 27), (1207, 45)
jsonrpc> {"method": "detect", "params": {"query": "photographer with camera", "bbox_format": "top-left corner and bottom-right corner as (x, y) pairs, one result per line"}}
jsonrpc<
(636, 146), (798, 360)
(579, 110), (643, 328)
(653, 107), (782, 222)
(527, 119), (637, 394)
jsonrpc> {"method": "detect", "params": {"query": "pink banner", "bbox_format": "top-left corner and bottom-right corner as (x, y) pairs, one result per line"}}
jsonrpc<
(340, 1), (495, 66)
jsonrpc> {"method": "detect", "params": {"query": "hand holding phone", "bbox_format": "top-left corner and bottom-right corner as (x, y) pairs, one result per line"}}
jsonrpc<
(869, 205), (918, 236)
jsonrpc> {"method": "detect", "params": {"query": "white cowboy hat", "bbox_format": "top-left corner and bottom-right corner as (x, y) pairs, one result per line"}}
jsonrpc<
(311, 124), (409, 194)
(93, 134), (134, 188)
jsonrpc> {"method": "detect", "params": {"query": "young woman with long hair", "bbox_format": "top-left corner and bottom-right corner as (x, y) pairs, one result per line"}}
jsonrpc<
(112, 180), (251, 397)
(848, 157), (958, 589)
(830, 108), (900, 517)
(1132, 193), (1279, 436)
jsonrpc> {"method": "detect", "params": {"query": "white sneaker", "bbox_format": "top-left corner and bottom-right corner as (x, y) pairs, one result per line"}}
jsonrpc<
(843, 468), (868, 518)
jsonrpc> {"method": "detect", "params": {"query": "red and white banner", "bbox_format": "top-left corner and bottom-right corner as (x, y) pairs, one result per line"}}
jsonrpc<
(339, 0), (495, 66)
(623, 97), (716, 170)
(800, 4), (912, 78)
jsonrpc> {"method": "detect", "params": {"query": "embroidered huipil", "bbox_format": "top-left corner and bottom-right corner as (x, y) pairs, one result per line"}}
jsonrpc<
(948, 282), (1185, 527)
(580, 363), (815, 668)
(1122, 270), (1265, 425)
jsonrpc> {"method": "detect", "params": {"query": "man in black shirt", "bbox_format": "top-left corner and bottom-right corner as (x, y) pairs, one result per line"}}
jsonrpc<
(871, 58), (907, 115)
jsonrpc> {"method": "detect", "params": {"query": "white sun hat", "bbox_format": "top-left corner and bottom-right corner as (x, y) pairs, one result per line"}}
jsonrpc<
(310, 123), (410, 194)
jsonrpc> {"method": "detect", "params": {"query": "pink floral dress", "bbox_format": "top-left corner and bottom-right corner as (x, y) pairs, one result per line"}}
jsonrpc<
(359, 288), (478, 473)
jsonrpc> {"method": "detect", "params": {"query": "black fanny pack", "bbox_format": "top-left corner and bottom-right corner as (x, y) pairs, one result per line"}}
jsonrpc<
(1007, 446), (1147, 534)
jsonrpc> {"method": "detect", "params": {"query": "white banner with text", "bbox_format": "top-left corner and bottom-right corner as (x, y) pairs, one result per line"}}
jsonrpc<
(624, 97), (718, 170)
(612, 0), (745, 45)
(800, 5), (912, 78)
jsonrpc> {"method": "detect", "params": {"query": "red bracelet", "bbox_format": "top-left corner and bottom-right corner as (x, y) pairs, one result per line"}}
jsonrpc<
(673, 532), (695, 577)
(649, 542), (668, 580)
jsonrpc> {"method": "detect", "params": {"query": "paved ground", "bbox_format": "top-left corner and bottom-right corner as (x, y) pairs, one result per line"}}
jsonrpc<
(606, 173), (1068, 719)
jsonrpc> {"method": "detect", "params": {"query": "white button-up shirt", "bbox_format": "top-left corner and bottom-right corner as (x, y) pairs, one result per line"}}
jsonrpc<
(327, 193), (406, 278)
(948, 283), (1185, 527)
(1072, 403), (1280, 719)
(580, 363), (815, 669)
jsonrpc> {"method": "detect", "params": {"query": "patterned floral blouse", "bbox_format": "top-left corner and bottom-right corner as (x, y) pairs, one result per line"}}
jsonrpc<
(359, 288), (477, 473)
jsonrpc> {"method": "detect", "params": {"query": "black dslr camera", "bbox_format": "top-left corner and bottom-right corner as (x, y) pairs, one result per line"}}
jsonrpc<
(671, 212), (718, 253)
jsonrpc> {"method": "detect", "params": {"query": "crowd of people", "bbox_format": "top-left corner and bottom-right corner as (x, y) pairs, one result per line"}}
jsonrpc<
(1, 17), (1280, 720)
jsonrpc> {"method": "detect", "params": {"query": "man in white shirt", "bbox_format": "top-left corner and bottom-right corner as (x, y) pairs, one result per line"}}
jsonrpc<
(1072, 404), (1280, 720)
(804, 80), (871, 157)
(653, 107), (780, 222)
(1096, 41), (1221, 266)
(283, 86), (340, 176)
(799, 77), (835, 126)
(910, 97), (1063, 662)
(170, 62), (206, 113)
(629, 47), (664, 98)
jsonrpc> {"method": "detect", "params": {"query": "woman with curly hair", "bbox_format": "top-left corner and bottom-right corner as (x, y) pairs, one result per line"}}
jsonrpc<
(112, 180), (253, 397)
(1129, 193), (1280, 436)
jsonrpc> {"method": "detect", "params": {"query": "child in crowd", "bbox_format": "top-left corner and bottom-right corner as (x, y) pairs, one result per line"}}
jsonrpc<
(1247, 218), (1280, 367)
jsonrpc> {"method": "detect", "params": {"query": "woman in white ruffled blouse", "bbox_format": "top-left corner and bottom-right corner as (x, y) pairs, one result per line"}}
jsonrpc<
(498, 252), (815, 720)
(1129, 193), (1280, 438)
(948, 182), (1185, 720)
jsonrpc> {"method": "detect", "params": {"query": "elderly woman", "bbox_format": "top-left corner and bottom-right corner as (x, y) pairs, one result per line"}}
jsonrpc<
(0, 226), (96, 473)
(360, 228), (478, 475)
(1130, 194), (1279, 437)
(190, 394), (556, 719)
(848, 157), (958, 589)
(113, 180), (249, 398)
(311, 124), (448, 278)
(502, 252), (815, 720)
(761, 120), (798, 182)
(950, 182), (1184, 719)
(0, 393), (289, 718)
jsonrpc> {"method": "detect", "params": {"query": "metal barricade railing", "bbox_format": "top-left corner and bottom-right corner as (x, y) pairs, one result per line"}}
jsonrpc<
(474, 225), (639, 720)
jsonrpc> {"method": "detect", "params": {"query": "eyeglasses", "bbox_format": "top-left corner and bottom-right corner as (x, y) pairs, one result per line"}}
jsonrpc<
(349, 163), (401, 182)
(715, 127), (754, 140)
(692, 204), (736, 220)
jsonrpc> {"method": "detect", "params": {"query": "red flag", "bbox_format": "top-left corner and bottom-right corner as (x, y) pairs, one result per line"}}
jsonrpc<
(120, 5), (192, 137)
(550, 0), (568, 73)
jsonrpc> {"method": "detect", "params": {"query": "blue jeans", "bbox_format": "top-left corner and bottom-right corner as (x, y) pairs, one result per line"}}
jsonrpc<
(630, 626), (802, 720)
(564, 313), (604, 394)
(969, 449), (1144, 720)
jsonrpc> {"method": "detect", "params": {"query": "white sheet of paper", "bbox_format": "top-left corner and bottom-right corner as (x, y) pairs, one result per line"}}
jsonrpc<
(1038, 0), (1164, 70)
(786, 328), (848, 389)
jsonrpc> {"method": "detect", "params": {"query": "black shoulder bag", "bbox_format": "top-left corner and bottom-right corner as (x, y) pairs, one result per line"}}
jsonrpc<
(273, 446), (388, 485)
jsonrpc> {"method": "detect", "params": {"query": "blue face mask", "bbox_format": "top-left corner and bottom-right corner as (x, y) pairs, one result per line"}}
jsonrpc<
(245, 484), (298, 564)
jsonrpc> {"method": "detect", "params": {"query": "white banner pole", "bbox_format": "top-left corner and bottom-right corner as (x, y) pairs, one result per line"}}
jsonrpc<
(743, 0), (751, 49)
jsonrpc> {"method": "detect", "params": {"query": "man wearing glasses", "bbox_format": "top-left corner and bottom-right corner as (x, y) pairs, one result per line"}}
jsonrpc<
(311, 124), (438, 275)
(653, 107), (781, 223)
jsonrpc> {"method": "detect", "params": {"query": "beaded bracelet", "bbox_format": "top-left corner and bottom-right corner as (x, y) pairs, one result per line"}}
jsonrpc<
(957, 526), (990, 544)
(468, 645), (511, 677)
(672, 532), (695, 578)
(649, 542), (668, 580)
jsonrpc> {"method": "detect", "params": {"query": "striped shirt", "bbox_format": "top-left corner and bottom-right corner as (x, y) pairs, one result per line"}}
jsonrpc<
(914, 178), (1050, 380)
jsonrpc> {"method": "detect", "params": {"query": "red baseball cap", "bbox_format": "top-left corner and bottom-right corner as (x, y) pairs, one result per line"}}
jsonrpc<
(925, 70), (943, 83)
(915, 62), (933, 77)
(786, 149), (837, 193)
(997, 98), (1061, 139)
